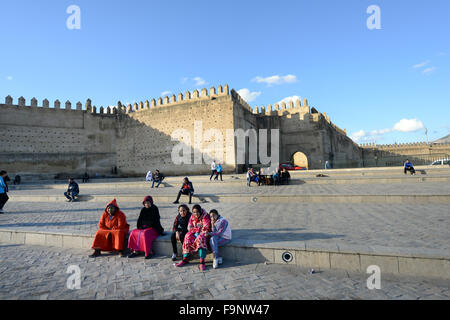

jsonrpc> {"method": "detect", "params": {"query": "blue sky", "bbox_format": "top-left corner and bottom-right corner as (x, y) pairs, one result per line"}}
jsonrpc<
(1, 0), (449, 144)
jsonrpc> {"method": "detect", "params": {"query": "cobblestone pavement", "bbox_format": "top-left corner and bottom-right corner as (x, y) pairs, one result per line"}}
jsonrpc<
(1, 201), (449, 256)
(7, 181), (450, 196)
(0, 244), (448, 300)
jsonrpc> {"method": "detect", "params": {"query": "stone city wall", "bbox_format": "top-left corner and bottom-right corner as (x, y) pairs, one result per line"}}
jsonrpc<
(0, 84), (366, 178)
(114, 85), (236, 176)
(360, 142), (450, 167)
(0, 96), (117, 179)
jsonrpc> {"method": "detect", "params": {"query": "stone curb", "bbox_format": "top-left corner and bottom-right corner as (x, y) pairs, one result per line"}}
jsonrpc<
(8, 175), (450, 191)
(0, 228), (448, 279)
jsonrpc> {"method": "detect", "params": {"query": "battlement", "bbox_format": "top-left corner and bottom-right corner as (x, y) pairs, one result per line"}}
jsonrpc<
(239, 95), (347, 136)
(359, 142), (430, 148)
(117, 84), (230, 113)
(250, 97), (311, 116)
(1, 95), (117, 115)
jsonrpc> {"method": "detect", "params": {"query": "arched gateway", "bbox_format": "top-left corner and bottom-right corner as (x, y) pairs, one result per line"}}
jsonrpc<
(292, 151), (308, 169)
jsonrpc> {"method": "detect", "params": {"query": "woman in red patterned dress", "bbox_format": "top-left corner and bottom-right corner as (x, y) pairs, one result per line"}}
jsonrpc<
(175, 204), (211, 271)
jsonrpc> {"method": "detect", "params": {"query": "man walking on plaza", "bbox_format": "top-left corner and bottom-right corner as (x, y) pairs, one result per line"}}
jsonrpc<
(210, 160), (217, 180)
(0, 170), (9, 214)
(64, 178), (79, 202)
(214, 163), (223, 181)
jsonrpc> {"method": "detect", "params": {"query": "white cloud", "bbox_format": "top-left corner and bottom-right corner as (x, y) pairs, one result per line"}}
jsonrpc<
(161, 91), (172, 96)
(412, 61), (430, 69)
(180, 77), (208, 86)
(351, 118), (425, 143)
(252, 74), (297, 86)
(7, 76), (13, 80)
(393, 118), (424, 132)
(237, 88), (261, 103)
(422, 67), (436, 75)
(350, 130), (368, 142)
(193, 77), (206, 86)
(276, 95), (302, 105)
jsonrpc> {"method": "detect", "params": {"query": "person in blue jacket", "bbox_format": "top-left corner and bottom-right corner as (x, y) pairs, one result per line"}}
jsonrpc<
(214, 163), (223, 181)
(404, 159), (416, 175)
(0, 170), (9, 213)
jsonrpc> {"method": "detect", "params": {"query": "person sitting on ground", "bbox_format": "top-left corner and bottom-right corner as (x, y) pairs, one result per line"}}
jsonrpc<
(257, 168), (263, 186)
(90, 199), (130, 258)
(404, 159), (416, 175)
(281, 168), (291, 185)
(171, 204), (192, 261)
(152, 170), (164, 188)
(82, 172), (90, 183)
(273, 169), (281, 185)
(175, 204), (211, 271)
(247, 168), (259, 187)
(64, 178), (79, 202)
(173, 177), (194, 204)
(208, 209), (232, 269)
(146, 170), (153, 182)
(128, 196), (164, 259)
(0, 170), (9, 214)
(214, 163), (223, 181)
(13, 175), (21, 185)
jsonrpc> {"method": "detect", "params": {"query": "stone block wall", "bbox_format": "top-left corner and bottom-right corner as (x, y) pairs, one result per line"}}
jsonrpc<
(0, 97), (117, 179)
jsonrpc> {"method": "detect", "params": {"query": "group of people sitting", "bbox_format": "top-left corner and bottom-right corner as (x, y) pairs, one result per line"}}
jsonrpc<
(89, 197), (231, 270)
(146, 170), (165, 188)
(246, 167), (291, 186)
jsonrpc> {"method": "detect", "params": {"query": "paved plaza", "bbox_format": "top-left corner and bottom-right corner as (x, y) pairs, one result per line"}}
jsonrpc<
(1, 169), (449, 299)
(0, 244), (448, 300)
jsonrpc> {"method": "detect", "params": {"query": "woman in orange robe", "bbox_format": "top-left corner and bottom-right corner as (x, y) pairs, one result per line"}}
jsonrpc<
(90, 199), (129, 257)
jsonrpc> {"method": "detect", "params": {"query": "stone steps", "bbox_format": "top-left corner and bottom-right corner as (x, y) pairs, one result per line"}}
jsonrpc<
(9, 193), (450, 204)
(9, 174), (450, 191)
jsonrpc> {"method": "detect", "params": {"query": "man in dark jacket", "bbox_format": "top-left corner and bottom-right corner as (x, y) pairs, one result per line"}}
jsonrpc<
(173, 177), (194, 204)
(64, 178), (79, 202)
(152, 170), (165, 188)
(281, 168), (291, 185)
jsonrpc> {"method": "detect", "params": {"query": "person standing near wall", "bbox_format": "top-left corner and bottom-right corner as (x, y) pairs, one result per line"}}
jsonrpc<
(0, 171), (9, 214)
(210, 160), (217, 181)
(214, 163), (223, 181)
